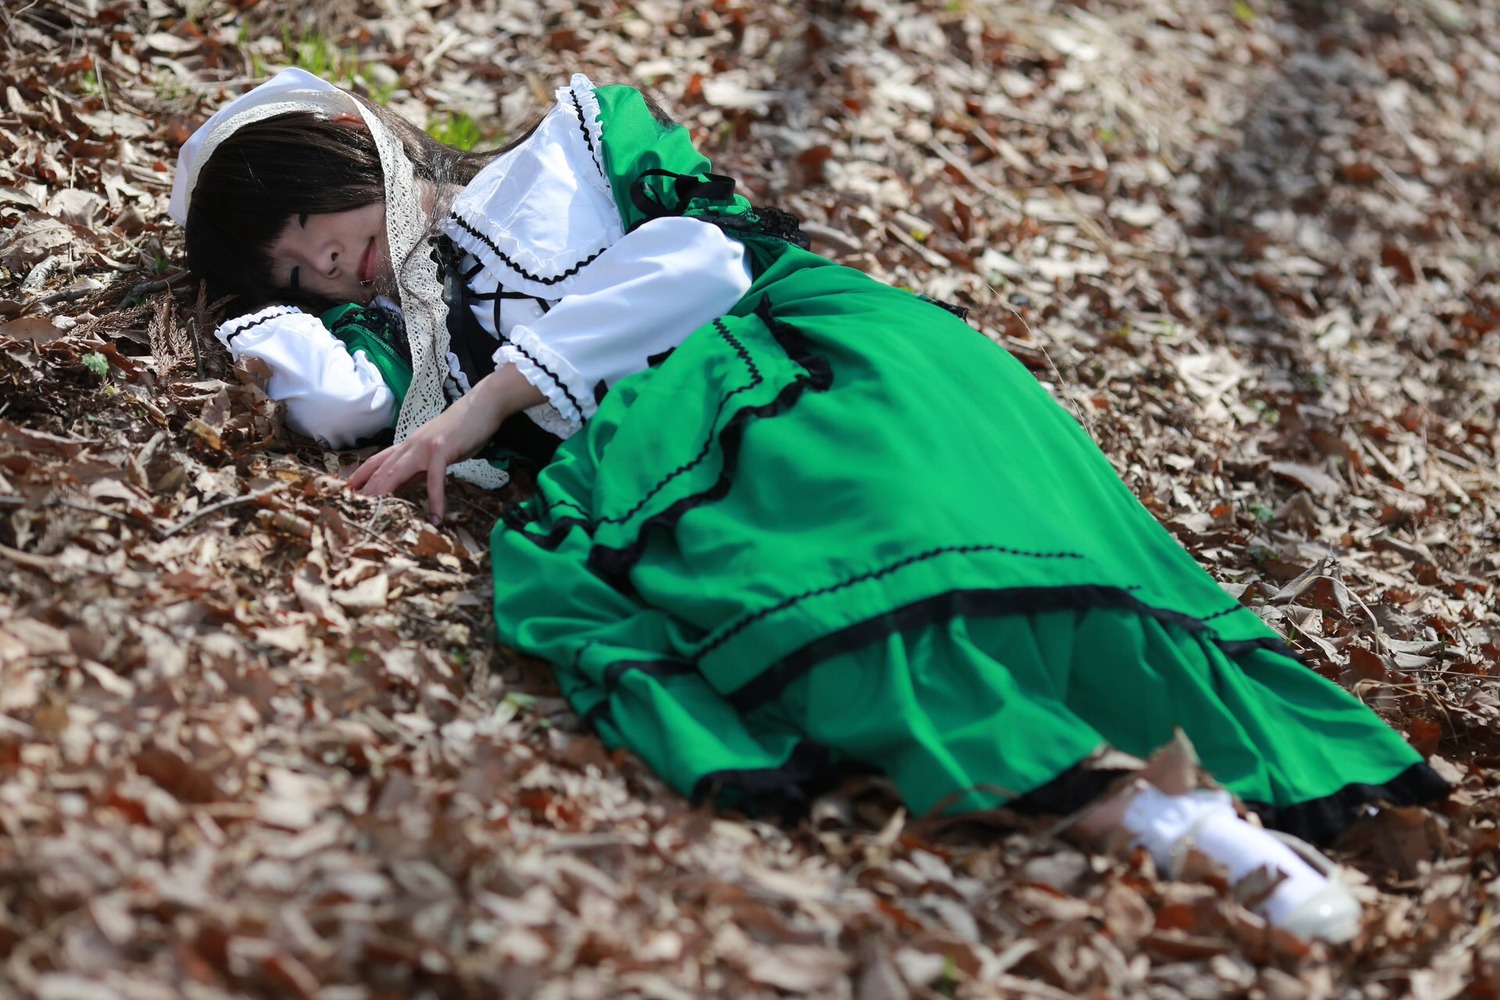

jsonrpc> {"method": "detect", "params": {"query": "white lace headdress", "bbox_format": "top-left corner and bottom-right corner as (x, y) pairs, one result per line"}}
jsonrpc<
(170, 67), (508, 489)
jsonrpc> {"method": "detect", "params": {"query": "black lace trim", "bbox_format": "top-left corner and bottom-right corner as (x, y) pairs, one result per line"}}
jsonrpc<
(509, 340), (585, 419)
(580, 626), (1444, 836)
(447, 212), (609, 286)
(698, 206), (811, 251)
(521, 575), (1301, 821)
(1242, 761), (1451, 846)
(683, 734), (1448, 833)
(222, 307), (296, 346)
(690, 739), (853, 823)
(991, 757), (1451, 845)
(725, 584), (1292, 713)
(584, 300), (833, 583)
(568, 88), (605, 178)
(327, 304), (414, 369)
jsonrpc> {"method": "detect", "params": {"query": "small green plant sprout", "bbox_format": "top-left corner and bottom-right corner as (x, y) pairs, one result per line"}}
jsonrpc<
(504, 691), (538, 711)
(80, 67), (106, 97)
(83, 351), (110, 378)
(426, 111), (484, 152)
(267, 30), (399, 104)
(284, 28), (345, 81)
(359, 69), (398, 106)
(1248, 398), (1279, 424)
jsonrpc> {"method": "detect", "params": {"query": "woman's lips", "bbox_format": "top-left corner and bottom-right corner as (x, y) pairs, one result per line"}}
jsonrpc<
(358, 239), (377, 286)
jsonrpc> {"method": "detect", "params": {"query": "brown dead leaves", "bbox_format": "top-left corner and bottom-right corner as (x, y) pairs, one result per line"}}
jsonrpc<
(2, 0), (1500, 997)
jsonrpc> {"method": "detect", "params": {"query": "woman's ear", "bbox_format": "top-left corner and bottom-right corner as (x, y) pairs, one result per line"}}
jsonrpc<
(328, 112), (367, 129)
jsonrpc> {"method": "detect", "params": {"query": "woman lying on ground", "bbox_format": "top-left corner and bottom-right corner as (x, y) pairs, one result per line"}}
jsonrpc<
(170, 67), (1451, 944)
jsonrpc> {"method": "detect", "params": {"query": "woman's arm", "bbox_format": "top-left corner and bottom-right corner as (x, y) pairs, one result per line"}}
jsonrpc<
(467, 216), (755, 434)
(346, 362), (544, 523)
(356, 217), (752, 520)
(217, 306), (398, 448)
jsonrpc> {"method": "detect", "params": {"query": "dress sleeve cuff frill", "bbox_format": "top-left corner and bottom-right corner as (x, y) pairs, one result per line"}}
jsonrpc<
(498, 333), (589, 437)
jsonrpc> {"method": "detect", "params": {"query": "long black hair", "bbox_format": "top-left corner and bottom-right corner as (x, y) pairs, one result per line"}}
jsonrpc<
(184, 96), (502, 316)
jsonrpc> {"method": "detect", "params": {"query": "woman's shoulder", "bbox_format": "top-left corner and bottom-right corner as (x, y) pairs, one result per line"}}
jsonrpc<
(459, 75), (613, 208)
(443, 76), (624, 288)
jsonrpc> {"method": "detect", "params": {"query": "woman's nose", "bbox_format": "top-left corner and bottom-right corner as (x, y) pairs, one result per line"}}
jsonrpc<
(298, 242), (339, 276)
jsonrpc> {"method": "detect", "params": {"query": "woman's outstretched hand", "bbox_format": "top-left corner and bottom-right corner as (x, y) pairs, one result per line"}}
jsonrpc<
(348, 364), (545, 523)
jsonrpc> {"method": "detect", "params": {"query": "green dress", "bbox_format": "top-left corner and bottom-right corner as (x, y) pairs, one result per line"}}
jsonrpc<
(488, 86), (1448, 844)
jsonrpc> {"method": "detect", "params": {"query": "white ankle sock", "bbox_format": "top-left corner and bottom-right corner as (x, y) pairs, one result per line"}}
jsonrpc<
(1120, 785), (1331, 926)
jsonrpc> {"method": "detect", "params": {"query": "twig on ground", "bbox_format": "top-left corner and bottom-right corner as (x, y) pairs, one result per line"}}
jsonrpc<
(159, 485), (287, 539)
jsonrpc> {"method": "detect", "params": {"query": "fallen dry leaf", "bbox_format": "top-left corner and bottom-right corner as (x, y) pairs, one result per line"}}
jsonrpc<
(0, 0), (1497, 997)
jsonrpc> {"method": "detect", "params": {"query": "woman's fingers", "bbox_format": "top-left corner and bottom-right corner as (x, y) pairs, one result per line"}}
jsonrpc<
(346, 446), (391, 490)
(426, 455), (449, 525)
(348, 441), (418, 494)
(345, 365), (534, 523)
(347, 427), (457, 523)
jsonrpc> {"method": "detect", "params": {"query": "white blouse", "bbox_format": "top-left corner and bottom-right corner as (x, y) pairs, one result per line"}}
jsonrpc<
(216, 75), (753, 450)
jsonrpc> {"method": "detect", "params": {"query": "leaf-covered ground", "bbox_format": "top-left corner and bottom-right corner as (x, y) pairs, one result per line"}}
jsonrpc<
(2, 0), (1498, 996)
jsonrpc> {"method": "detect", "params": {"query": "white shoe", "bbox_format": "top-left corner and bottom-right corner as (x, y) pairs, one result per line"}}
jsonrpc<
(1277, 878), (1362, 944)
(1121, 785), (1364, 944)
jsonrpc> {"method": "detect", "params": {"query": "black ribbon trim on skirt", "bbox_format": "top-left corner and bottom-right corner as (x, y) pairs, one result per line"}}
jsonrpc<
(591, 316), (765, 528)
(593, 298), (830, 529)
(991, 757), (1451, 846)
(583, 301), (832, 584)
(579, 657), (698, 731)
(725, 584), (1299, 714)
(702, 547), (1090, 669)
(500, 298), (832, 557)
(571, 581), (1304, 824)
(689, 739), (856, 823)
(1240, 760), (1452, 847)
(1001, 763), (1133, 818)
(678, 736), (1450, 834)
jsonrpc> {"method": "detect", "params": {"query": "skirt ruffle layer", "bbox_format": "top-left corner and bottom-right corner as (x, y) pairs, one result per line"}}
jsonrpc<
(491, 249), (1448, 844)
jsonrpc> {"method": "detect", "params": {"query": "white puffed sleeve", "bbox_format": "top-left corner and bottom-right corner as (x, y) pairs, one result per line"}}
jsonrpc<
(215, 306), (396, 449)
(495, 216), (753, 436)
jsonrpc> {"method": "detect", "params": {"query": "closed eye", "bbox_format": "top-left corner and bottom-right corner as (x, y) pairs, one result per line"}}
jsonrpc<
(298, 213), (308, 228)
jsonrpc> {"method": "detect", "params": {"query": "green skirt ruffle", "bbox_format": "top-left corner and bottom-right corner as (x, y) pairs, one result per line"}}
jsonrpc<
(490, 246), (1447, 844)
